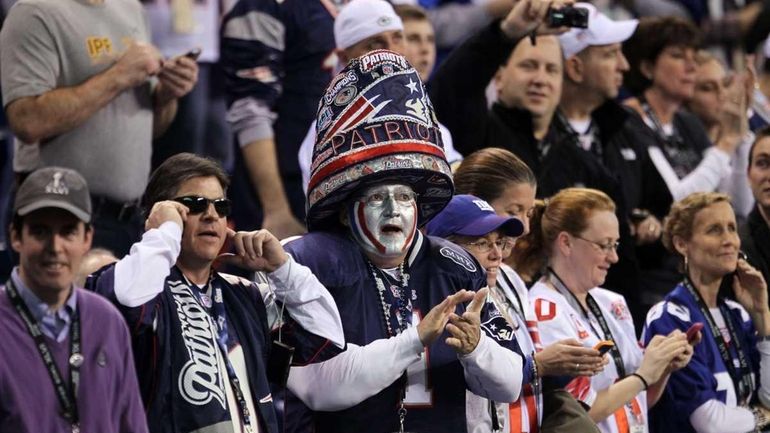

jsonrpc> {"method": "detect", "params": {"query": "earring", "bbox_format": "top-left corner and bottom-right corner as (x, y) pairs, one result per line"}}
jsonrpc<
(683, 255), (689, 273)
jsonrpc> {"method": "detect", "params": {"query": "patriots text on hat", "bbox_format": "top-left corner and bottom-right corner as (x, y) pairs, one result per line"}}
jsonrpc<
(360, 50), (410, 72)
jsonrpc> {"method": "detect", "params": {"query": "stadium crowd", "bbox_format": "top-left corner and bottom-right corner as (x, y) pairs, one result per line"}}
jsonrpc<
(4, 0), (770, 432)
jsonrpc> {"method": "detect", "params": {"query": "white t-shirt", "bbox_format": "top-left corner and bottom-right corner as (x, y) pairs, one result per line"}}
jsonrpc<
(530, 280), (648, 433)
(467, 265), (543, 433)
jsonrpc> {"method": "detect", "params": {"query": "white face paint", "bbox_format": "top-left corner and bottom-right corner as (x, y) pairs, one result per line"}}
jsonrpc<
(347, 183), (418, 260)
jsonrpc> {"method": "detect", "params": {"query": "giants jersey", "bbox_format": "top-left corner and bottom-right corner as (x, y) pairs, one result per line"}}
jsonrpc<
(531, 281), (647, 433)
(285, 231), (524, 433)
(641, 283), (760, 433)
(221, 0), (337, 176)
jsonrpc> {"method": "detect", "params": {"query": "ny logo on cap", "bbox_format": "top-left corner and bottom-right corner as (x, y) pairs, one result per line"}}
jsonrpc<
(473, 199), (494, 212)
(45, 172), (69, 195)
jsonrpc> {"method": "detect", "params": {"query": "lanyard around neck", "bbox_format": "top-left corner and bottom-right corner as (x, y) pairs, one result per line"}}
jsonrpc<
(177, 269), (257, 432)
(683, 278), (754, 404)
(548, 268), (627, 378)
(6, 278), (81, 432)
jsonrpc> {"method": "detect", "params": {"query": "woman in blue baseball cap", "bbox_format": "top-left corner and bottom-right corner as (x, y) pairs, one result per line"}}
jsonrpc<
(425, 194), (607, 433)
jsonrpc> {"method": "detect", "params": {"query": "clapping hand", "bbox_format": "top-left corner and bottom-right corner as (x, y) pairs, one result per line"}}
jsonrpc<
(417, 289), (477, 346)
(445, 288), (488, 355)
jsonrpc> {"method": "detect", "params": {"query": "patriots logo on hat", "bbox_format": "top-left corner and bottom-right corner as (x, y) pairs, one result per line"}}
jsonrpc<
(45, 172), (69, 195)
(306, 50), (453, 231)
(334, 86), (357, 106)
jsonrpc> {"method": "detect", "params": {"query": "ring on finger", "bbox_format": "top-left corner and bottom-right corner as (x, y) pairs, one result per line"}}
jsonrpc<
(575, 362), (581, 371)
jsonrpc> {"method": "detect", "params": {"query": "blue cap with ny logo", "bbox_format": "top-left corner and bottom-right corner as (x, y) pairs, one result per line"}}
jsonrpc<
(425, 195), (523, 239)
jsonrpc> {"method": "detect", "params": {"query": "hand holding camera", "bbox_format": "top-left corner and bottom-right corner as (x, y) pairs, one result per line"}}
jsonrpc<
(501, 0), (587, 41)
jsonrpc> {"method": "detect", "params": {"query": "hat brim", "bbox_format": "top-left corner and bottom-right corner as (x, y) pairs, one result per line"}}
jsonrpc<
(454, 214), (524, 238)
(306, 152), (453, 231)
(17, 199), (91, 223)
(592, 17), (638, 46)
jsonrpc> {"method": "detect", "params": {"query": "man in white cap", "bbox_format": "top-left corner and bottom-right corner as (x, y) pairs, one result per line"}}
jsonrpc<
(546, 3), (658, 327)
(333, 0), (406, 65)
(298, 0), (461, 194)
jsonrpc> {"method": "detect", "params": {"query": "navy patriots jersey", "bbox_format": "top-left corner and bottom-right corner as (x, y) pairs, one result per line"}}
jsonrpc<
(285, 230), (524, 433)
(221, 0), (336, 177)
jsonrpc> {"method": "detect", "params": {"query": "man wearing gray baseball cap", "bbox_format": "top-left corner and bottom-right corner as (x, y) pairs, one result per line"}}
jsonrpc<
(0, 166), (147, 433)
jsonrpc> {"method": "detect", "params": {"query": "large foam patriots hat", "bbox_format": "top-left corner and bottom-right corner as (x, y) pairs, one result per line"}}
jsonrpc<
(306, 49), (453, 231)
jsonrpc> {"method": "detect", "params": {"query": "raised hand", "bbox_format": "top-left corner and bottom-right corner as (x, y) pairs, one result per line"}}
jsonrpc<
(715, 71), (749, 155)
(445, 288), (488, 355)
(500, 0), (575, 40)
(535, 339), (607, 377)
(733, 259), (769, 314)
(217, 228), (289, 273)
(417, 289), (477, 346)
(145, 200), (188, 231)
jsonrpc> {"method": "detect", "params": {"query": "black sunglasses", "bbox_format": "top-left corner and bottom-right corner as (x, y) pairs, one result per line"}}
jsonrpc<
(173, 196), (232, 217)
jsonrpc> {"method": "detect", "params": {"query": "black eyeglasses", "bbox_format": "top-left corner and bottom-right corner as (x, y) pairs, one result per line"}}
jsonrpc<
(173, 196), (232, 217)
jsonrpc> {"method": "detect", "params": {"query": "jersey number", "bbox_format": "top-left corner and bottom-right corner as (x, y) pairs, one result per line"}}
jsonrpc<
(404, 311), (433, 407)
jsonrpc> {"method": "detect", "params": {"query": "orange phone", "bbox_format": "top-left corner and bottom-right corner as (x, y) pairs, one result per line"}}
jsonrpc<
(594, 340), (615, 355)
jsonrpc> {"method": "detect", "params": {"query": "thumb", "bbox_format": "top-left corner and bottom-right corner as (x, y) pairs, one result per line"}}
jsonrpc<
(466, 288), (488, 314)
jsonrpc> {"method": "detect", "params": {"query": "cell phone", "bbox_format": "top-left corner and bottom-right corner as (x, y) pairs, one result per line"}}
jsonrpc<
(686, 322), (704, 342)
(548, 6), (589, 29)
(184, 48), (202, 60)
(593, 340), (615, 355)
(724, 251), (749, 288)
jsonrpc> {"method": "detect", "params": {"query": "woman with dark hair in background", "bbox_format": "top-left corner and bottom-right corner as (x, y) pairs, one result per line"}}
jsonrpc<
(622, 16), (747, 313)
(686, 50), (754, 219)
(453, 147), (539, 281)
(643, 192), (770, 433)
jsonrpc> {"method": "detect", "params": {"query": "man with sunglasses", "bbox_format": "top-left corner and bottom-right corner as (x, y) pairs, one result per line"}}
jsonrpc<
(86, 152), (344, 433)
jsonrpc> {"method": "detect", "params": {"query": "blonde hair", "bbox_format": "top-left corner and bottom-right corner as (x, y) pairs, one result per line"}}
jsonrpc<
(662, 192), (732, 254)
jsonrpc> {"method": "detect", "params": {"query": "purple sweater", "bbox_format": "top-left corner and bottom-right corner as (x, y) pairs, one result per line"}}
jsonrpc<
(0, 287), (148, 433)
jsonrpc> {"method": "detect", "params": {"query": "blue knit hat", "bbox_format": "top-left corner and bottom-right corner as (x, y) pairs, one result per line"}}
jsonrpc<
(306, 50), (453, 231)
